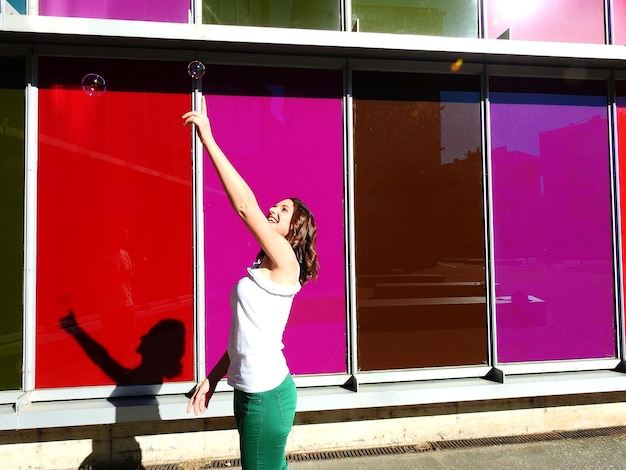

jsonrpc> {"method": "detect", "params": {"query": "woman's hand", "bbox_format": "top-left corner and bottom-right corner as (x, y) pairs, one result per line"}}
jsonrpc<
(186, 377), (215, 416)
(182, 97), (214, 146)
(186, 351), (230, 416)
(59, 309), (79, 332)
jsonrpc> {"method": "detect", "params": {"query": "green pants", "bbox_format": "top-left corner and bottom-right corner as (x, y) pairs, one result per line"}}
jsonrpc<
(234, 374), (297, 470)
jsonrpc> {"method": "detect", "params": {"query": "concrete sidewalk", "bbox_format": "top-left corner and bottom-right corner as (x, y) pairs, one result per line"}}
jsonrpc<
(288, 434), (626, 469)
(186, 428), (626, 470)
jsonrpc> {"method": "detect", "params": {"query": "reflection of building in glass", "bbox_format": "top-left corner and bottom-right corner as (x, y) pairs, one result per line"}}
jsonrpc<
(540, 115), (610, 262)
(493, 115), (610, 263)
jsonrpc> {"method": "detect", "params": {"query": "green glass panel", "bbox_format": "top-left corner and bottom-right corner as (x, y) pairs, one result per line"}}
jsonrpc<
(352, 0), (478, 37)
(0, 58), (25, 390)
(203, 0), (341, 30)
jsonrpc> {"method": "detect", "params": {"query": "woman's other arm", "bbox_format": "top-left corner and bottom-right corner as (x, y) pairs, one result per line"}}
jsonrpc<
(186, 350), (230, 415)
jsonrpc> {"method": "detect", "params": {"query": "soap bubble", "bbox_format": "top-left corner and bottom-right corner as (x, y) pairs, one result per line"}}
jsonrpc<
(82, 73), (106, 97)
(57, 293), (70, 306)
(188, 60), (205, 79)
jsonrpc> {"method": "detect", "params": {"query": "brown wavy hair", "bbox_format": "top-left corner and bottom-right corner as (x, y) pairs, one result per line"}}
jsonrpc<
(258, 197), (319, 285)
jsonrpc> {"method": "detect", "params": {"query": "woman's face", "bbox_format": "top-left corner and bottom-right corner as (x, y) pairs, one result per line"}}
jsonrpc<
(267, 198), (294, 238)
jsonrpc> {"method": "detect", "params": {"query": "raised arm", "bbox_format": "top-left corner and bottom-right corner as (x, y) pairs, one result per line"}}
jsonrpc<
(60, 309), (130, 384)
(182, 98), (298, 283)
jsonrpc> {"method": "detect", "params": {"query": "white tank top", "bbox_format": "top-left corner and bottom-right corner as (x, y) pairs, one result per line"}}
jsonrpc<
(227, 266), (301, 393)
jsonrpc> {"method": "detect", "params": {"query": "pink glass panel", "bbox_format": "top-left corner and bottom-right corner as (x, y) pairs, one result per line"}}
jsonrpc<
(202, 66), (346, 376)
(490, 77), (616, 363)
(39, 0), (189, 23)
(37, 58), (194, 388)
(613, 0), (626, 45)
(485, 0), (605, 43)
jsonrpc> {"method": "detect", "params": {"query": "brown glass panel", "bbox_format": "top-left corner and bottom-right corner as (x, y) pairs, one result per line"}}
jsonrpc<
(353, 71), (487, 371)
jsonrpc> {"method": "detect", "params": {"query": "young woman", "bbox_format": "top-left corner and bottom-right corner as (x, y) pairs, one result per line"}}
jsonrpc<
(183, 98), (319, 469)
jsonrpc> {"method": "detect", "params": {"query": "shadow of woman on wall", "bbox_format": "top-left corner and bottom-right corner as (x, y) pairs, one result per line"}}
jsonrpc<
(60, 309), (186, 470)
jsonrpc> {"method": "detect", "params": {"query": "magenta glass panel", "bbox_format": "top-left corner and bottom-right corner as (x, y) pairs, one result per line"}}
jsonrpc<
(39, 0), (189, 23)
(614, 0), (626, 45)
(202, 66), (346, 376)
(490, 77), (616, 363)
(485, 0), (605, 43)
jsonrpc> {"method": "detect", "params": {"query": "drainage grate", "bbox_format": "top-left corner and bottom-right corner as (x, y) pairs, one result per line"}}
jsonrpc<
(148, 425), (626, 469)
(432, 425), (626, 451)
(559, 425), (626, 440)
(433, 432), (563, 450)
(288, 444), (432, 462)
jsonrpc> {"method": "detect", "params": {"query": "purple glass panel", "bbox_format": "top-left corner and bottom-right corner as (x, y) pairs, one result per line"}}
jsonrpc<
(202, 66), (346, 376)
(485, 0), (605, 44)
(39, 0), (189, 23)
(490, 77), (616, 363)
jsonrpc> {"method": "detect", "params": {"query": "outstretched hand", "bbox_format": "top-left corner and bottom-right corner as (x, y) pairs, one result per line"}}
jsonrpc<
(59, 309), (78, 332)
(182, 96), (213, 146)
(186, 351), (229, 416)
(186, 377), (214, 416)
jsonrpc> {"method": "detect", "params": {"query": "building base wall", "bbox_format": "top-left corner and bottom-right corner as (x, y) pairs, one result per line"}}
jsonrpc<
(2, 393), (625, 470)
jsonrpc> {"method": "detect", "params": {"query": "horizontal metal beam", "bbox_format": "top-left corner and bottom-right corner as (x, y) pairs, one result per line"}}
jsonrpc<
(3, 15), (626, 69)
(1, 369), (625, 431)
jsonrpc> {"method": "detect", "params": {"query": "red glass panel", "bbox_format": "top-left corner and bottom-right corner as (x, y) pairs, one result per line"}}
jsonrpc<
(36, 58), (194, 388)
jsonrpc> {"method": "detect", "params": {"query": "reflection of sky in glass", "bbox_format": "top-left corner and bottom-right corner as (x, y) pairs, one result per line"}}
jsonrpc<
(614, 1), (626, 45)
(485, 0), (604, 43)
(352, 0), (478, 37)
(490, 93), (607, 156)
(6, 0), (26, 14)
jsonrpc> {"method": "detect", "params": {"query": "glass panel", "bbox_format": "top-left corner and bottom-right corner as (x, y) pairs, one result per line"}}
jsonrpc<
(202, 66), (346, 376)
(0, 58), (25, 390)
(353, 71), (487, 371)
(490, 77), (615, 363)
(613, 0), (626, 45)
(485, 0), (605, 43)
(351, 0), (478, 37)
(6, 0), (26, 14)
(615, 81), (626, 342)
(37, 58), (194, 388)
(202, 0), (341, 30)
(39, 0), (190, 23)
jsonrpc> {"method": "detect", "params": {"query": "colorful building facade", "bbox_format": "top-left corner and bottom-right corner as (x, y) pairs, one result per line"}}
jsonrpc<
(2, 0), (626, 468)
